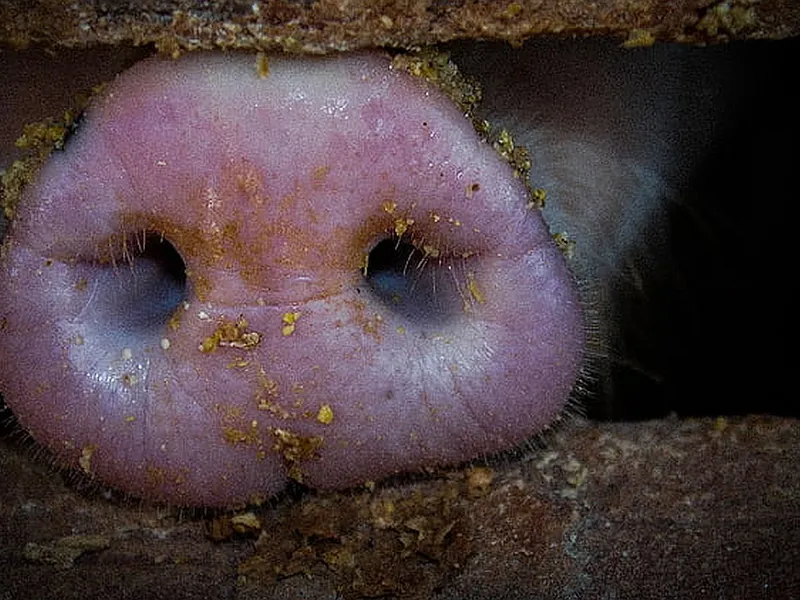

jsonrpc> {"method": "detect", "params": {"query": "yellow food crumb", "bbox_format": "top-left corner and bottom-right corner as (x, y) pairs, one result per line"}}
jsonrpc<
(199, 315), (262, 352)
(317, 404), (334, 425)
(222, 419), (261, 446)
(168, 310), (183, 331)
(79, 445), (96, 474)
(528, 187), (547, 210)
(394, 217), (414, 237)
(281, 311), (301, 336)
(552, 232), (576, 260)
(390, 49), (482, 116)
(422, 244), (440, 258)
(466, 466), (494, 496)
(255, 53), (269, 78)
(466, 272), (486, 305)
(504, 2), (523, 17)
(622, 29), (656, 48)
(272, 428), (323, 482)
(231, 511), (262, 533)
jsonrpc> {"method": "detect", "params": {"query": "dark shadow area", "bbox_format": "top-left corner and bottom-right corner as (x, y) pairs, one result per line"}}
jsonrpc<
(362, 236), (466, 324)
(611, 39), (797, 420)
(449, 37), (798, 421)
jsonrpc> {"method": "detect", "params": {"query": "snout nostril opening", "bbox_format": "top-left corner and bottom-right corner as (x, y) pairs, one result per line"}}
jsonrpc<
(362, 237), (462, 324)
(91, 233), (188, 337)
(135, 233), (187, 296)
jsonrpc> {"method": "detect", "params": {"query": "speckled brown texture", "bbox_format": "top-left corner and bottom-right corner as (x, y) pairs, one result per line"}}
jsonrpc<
(1, 0), (799, 54)
(2, 416), (798, 599)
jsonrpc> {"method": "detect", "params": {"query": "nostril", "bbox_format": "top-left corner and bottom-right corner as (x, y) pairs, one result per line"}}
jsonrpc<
(88, 233), (188, 337)
(362, 237), (464, 323)
(48, 232), (192, 395)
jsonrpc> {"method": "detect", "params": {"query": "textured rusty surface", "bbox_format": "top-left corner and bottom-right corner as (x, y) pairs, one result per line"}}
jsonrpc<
(1, 0), (799, 53)
(2, 416), (798, 599)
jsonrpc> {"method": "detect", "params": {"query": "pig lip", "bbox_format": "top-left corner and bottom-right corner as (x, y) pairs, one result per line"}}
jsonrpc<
(0, 51), (583, 508)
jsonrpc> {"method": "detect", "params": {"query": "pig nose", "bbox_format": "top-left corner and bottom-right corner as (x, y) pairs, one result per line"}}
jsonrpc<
(0, 51), (584, 508)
